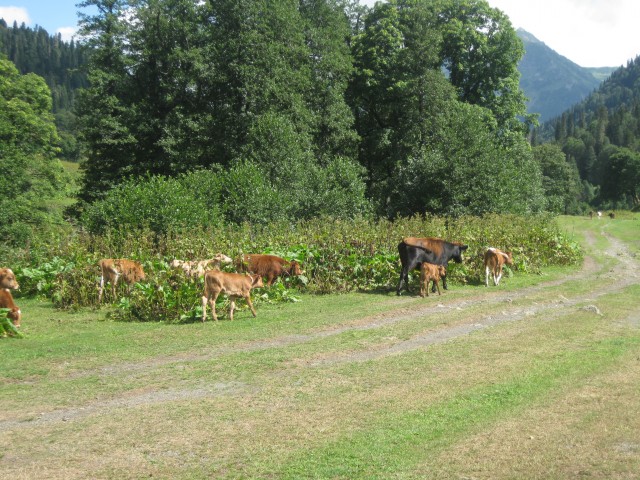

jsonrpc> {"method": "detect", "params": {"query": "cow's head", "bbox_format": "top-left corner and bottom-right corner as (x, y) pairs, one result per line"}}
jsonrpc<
(504, 252), (514, 265)
(288, 260), (303, 276)
(213, 253), (233, 265)
(451, 243), (469, 264)
(169, 259), (184, 269)
(250, 274), (264, 289)
(0, 268), (19, 290)
(438, 265), (447, 278)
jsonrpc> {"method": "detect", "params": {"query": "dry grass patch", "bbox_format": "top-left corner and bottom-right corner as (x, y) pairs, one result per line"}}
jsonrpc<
(418, 347), (640, 480)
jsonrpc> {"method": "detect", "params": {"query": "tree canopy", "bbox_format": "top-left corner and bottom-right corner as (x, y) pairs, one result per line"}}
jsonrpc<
(69, 0), (546, 226)
(0, 56), (68, 244)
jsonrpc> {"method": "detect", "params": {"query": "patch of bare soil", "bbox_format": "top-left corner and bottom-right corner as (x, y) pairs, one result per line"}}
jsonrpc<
(2, 227), (638, 433)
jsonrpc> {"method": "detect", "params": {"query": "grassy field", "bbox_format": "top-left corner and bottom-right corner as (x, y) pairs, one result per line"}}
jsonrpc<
(1, 214), (639, 479)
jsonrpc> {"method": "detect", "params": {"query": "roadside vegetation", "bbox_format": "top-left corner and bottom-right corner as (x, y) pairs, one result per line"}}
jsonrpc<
(2, 213), (581, 323)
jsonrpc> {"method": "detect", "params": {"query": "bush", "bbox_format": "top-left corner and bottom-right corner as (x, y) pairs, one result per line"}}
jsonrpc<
(80, 170), (224, 235)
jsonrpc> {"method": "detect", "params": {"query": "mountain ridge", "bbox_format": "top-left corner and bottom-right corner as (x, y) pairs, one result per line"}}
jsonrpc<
(517, 28), (616, 122)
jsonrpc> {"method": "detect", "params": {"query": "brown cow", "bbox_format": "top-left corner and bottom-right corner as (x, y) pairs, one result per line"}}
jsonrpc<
(0, 268), (21, 327)
(235, 254), (302, 286)
(170, 253), (233, 279)
(484, 248), (513, 287)
(202, 271), (263, 322)
(98, 259), (146, 303)
(419, 263), (447, 297)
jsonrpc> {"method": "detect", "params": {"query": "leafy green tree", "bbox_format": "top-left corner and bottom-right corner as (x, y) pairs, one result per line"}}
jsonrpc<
(75, 0), (138, 204)
(434, 0), (533, 135)
(533, 144), (582, 214)
(350, 0), (540, 215)
(600, 146), (640, 208)
(0, 56), (67, 245)
(391, 102), (544, 216)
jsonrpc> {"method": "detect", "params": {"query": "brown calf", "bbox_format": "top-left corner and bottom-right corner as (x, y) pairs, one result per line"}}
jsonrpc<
(235, 254), (302, 286)
(98, 259), (146, 303)
(419, 263), (447, 297)
(202, 271), (263, 322)
(0, 268), (21, 327)
(170, 253), (233, 279)
(484, 248), (513, 287)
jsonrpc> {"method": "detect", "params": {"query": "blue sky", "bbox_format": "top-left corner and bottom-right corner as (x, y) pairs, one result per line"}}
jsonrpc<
(0, 1), (90, 41)
(2, 0), (639, 67)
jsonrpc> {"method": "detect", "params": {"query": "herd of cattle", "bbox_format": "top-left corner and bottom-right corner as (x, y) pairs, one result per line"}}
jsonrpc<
(1, 237), (517, 333)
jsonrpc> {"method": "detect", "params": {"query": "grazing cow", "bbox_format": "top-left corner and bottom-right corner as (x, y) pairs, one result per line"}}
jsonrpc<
(609, 212), (616, 219)
(235, 254), (302, 286)
(0, 268), (21, 327)
(397, 237), (468, 295)
(597, 211), (603, 219)
(202, 271), (263, 322)
(420, 263), (447, 298)
(170, 253), (232, 279)
(589, 211), (594, 220)
(98, 259), (146, 303)
(483, 247), (513, 287)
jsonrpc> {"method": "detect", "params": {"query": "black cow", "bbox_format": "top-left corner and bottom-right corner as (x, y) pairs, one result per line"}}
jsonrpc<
(396, 237), (468, 295)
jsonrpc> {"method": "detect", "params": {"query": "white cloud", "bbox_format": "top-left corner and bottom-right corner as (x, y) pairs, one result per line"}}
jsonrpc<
(56, 27), (77, 42)
(0, 6), (31, 26)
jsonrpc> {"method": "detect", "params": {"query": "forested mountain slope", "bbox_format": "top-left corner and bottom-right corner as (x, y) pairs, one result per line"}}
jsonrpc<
(517, 29), (614, 122)
(537, 56), (640, 209)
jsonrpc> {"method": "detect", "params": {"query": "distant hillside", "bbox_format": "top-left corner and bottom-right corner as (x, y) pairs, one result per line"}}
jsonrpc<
(517, 29), (615, 122)
(535, 55), (640, 209)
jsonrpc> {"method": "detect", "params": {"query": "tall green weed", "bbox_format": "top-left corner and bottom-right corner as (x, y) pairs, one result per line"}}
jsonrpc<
(0, 214), (582, 321)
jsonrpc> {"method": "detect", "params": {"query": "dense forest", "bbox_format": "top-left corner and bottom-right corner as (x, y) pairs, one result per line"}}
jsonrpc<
(537, 56), (640, 209)
(0, 0), (638, 249)
(0, 18), (88, 161)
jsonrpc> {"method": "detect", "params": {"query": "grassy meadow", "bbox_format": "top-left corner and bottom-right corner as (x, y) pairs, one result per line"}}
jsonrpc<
(1, 213), (640, 479)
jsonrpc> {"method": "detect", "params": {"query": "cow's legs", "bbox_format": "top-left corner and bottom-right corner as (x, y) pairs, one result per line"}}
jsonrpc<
(396, 267), (408, 295)
(246, 294), (257, 317)
(495, 267), (502, 286)
(434, 270), (447, 293)
(485, 266), (490, 287)
(98, 275), (105, 303)
(210, 291), (220, 321)
(201, 294), (209, 322)
(229, 297), (236, 321)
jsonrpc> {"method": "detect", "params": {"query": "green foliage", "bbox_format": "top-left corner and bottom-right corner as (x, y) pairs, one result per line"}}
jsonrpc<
(5, 214), (581, 322)
(533, 144), (583, 214)
(599, 147), (640, 207)
(390, 102), (545, 217)
(0, 308), (23, 338)
(80, 170), (224, 235)
(0, 56), (71, 246)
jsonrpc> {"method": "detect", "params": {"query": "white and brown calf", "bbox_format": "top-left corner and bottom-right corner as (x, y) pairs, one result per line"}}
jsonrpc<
(202, 271), (263, 322)
(170, 253), (233, 279)
(0, 268), (21, 327)
(483, 248), (513, 287)
(98, 259), (146, 303)
(419, 263), (447, 297)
